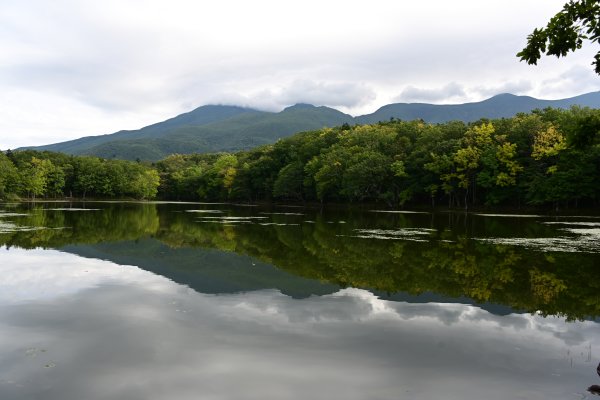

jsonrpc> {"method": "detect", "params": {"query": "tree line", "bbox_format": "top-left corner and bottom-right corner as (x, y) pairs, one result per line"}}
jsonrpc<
(0, 151), (159, 200)
(1, 107), (599, 208)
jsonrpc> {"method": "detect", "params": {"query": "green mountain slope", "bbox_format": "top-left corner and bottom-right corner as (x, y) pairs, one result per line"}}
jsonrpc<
(24, 92), (600, 161)
(44, 104), (354, 160)
(356, 92), (600, 124)
(33, 105), (259, 155)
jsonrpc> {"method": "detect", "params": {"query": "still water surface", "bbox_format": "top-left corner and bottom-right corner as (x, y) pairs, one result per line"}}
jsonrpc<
(0, 202), (599, 399)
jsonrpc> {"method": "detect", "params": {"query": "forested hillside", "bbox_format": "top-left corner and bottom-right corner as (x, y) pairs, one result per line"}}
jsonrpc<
(22, 92), (600, 161)
(26, 104), (354, 161)
(2, 107), (599, 209)
(154, 107), (600, 209)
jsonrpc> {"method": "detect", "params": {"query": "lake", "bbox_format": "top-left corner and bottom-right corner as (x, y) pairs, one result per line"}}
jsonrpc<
(1, 201), (599, 399)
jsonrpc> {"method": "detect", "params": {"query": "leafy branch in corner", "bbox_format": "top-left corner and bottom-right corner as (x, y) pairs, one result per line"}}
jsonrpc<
(517, 0), (600, 74)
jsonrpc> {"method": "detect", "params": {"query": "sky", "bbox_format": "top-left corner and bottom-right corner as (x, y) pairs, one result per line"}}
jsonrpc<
(1, 0), (599, 149)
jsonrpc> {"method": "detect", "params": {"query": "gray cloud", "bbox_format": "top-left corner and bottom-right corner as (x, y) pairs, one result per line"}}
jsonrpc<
(395, 82), (466, 103)
(541, 65), (600, 98)
(474, 80), (534, 98)
(202, 80), (376, 112)
(277, 80), (376, 108)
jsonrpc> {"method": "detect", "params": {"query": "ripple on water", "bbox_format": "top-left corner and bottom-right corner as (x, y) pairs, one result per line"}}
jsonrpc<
(258, 223), (300, 226)
(45, 208), (101, 211)
(543, 222), (600, 227)
(473, 213), (543, 218)
(259, 212), (305, 216)
(342, 228), (436, 241)
(0, 212), (28, 218)
(369, 210), (429, 214)
(196, 216), (269, 225)
(184, 210), (225, 214)
(0, 221), (46, 233)
(476, 227), (600, 253)
(199, 216), (268, 220)
(197, 220), (253, 225)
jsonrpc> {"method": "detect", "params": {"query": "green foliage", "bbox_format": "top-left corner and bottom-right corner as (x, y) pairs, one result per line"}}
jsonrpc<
(1, 151), (160, 200)
(0, 152), (18, 199)
(518, 0), (600, 74)
(273, 161), (304, 200)
(127, 166), (161, 200)
(197, 153), (238, 199)
(568, 111), (600, 148)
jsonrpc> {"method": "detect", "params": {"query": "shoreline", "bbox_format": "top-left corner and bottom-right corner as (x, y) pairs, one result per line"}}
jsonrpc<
(2, 198), (599, 217)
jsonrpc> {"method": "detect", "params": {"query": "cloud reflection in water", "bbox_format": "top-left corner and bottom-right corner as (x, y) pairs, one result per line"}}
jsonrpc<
(0, 247), (598, 400)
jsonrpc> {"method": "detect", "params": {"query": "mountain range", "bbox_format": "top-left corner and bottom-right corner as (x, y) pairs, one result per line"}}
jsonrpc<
(25, 91), (600, 161)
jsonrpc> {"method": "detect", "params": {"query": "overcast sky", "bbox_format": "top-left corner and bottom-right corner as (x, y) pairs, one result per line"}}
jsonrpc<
(1, 0), (599, 149)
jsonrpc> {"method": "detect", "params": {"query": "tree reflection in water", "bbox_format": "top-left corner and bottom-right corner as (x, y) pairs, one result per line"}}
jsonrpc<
(1, 201), (599, 320)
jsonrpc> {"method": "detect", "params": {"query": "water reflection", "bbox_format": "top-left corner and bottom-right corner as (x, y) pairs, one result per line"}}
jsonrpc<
(1, 202), (600, 320)
(0, 248), (598, 400)
(0, 246), (172, 303)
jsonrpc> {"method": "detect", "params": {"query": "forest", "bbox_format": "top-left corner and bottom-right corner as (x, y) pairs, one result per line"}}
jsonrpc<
(1, 106), (599, 209)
